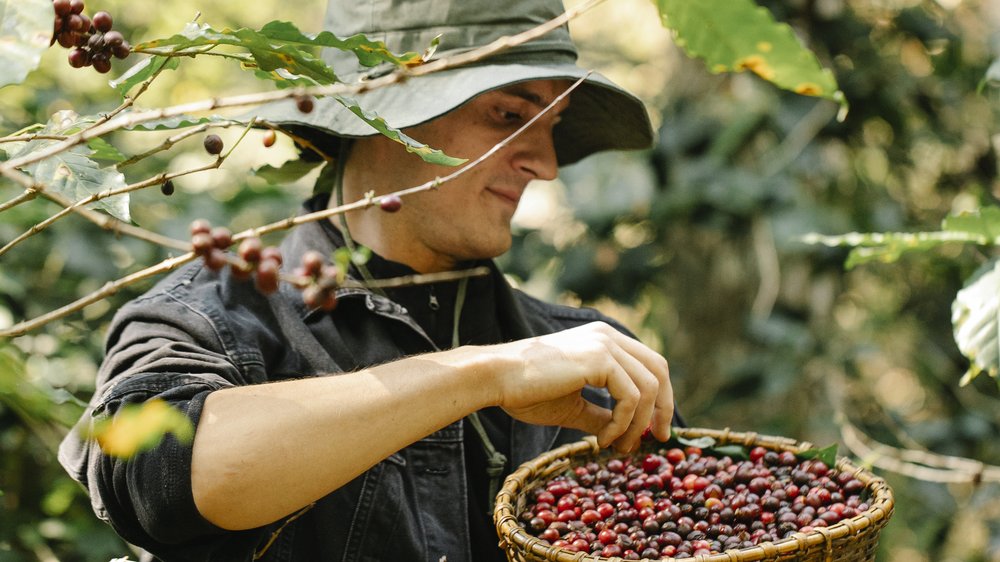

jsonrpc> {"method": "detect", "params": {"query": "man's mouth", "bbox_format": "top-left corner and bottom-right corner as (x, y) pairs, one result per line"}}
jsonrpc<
(486, 186), (521, 207)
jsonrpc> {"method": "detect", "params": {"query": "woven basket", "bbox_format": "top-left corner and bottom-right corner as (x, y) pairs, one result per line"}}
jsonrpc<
(494, 427), (894, 562)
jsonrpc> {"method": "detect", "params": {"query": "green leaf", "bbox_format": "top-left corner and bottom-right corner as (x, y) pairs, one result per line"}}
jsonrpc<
(109, 55), (180, 98)
(86, 137), (127, 163)
(136, 21), (423, 86)
(336, 95), (467, 167)
(942, 207), (1000, 241)
(252, 158), (322, 185)
(655, 0), (846, 111)
(673, 433), (716, 449)
(126, 113), (232, 131)
(952, 258), (1000, 386)
(28, 145), (130, 221)
(7, 110), (131, 221)
(708, 444), (749, 460)
(0, 0), (52, 89)
(797, 443), (838, 466)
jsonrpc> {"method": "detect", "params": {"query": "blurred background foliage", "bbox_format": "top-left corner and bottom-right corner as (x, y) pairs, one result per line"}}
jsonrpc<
(1, 0), (999, 561)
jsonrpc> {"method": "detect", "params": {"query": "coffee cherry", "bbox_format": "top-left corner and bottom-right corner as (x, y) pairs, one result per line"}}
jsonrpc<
(112, 42), (131, 59)
(69, 0), (84, 14)
(160, 179), (174, 196)
(53, 0), (72, 17)
(254, 258), (281, 295)
(262, 129), (277, 148)
(203, 134), (224, 155)
(379, 194), (403, 213)
(210, 227), (232, 250)
(92, 11), (112, 32)
(190, 219), (211, 236)
(300, 250), (324, 277)
(238, 237), (262, 264)
(104, 30), (124, 47)
(204, 248), (227, 271)
(190, 232), (213, 256)
(57, 32), (77, 48)
(295, 95), (314, 114)
(260, 246), (283, 266)
(91, 52), (111, 74)
(68, 48), (88, 68)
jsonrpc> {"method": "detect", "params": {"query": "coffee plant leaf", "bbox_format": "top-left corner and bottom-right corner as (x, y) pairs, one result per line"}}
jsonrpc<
(255, 21), (423, 68)
(252, 158), (323, 185)
(125, 113), (232, 131)
(942, 207), (1000, 242)
(5, 110), (130, 221)
(86, 137), (127, 164)
(109, 55), (180, 98)
(0, 0), (52, 89)
(336, 95), (467, 166)
(796, 443), (838, 466)
(655, 0), (846, 112)
(27, 145), (131, 222)
(800, 230), (985, 269)
(85, 399), (193, 459)
(952, 258), (1000, 387)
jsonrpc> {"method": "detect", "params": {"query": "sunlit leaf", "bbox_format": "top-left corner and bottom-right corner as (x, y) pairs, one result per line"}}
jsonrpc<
(86, 399), (194, 459)
(134, 21), (425, 88)
(86, 137), (127, 163)
(8, 111), (130, 221)
(655, 0), (845, 111)
(0, 0), (52, 88)
(942, 207), (1000, 240)
(109, 55), (180, 98)
(336, 95), (467, 167)
(797, 443), (838, 466)
(952, 258), (1000, 387)
(126, 113), (232, 131)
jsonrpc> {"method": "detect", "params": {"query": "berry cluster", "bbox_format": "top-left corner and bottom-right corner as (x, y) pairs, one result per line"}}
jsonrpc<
(52, 0), (130, 73)
(520, 445), (869, 560)
(293, 251), (340, 311)
(188, 221), (343, 309)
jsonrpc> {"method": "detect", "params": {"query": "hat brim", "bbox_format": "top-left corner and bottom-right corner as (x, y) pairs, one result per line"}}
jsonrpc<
(248, 63), (653, 166)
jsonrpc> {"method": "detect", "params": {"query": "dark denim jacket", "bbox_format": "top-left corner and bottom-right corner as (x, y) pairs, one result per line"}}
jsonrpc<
(57, 216), (633, 562)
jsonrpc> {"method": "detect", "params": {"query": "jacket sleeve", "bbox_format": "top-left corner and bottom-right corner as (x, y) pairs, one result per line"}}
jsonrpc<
(58, 288), (270, 562)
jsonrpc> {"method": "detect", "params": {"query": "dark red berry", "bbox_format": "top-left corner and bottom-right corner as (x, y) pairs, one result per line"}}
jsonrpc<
(204, 248), (228, 271)
(190, 232), (214, 256)
(53, 0), (72, 17)
(260, 246), (283, 266)
(57, 31), (76, 48)
(262, 129), (277, 147)
(189, 219), (211, 236)
(92, 52), (111, 74)
(254, 258), (281, 295)
(203, 134), (224, 155)
(295, 95), (314, 114)
(210, 227), (232, 250)
(104, 30), (124, 47)
(112, 42), (131, 59)
(300, 250), (324, 277)
(379, 194), (403, 213)
(69, 0), (84, 14)
(238, 237), (262, 264)
(160, 179), (174, 196)
(67, 48), (88, 68)
(92, 11), (112, 32)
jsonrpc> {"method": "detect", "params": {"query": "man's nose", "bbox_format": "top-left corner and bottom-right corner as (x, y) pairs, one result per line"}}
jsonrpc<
(510, 124), (559, 181)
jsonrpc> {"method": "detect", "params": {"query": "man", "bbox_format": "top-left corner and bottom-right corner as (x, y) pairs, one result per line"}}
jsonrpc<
(59, 0), (676, 560)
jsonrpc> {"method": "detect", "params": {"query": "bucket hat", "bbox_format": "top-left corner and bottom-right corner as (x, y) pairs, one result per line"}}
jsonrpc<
(252, 0), (653, 166)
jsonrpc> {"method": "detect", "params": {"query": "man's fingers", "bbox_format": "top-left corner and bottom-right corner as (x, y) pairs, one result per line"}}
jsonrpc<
(562, 399), (613, 438)
(607, 346), (658, 452)
(601, 326), (673, 441)
(593, 362), (640, 448)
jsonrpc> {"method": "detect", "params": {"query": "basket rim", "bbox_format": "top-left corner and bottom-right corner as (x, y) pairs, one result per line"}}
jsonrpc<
(494, 426), (895, 562)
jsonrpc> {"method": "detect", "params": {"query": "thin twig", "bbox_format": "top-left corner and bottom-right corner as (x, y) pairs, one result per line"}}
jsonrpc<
(0, 0), (605, 176)
(0, 76), (586, 337)
(0, 189), (39, 213)
(0, 1), (600, 336)
(839, 418), (1000, 484)
(0, 134), (69, 144)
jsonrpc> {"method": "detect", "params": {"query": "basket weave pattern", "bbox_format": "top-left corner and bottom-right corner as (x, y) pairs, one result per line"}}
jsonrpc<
(494, 427), (894, 562)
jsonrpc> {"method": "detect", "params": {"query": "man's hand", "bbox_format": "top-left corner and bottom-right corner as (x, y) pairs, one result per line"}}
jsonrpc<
(486, 322), (672, 453)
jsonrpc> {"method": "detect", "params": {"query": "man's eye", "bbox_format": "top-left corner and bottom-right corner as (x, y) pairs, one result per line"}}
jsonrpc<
(497, 108), (523, 123)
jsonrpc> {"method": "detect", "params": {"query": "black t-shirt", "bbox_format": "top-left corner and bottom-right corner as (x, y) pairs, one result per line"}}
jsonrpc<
(318, 211), (512, 561)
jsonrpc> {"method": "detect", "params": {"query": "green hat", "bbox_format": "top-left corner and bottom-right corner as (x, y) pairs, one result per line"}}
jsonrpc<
(252, 0), (653, 166)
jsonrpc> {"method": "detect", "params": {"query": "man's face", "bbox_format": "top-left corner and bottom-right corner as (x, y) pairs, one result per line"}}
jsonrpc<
(342, 79), (571, 273)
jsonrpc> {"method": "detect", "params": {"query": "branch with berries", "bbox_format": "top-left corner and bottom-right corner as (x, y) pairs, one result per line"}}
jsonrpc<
(51, 0), (131, 73)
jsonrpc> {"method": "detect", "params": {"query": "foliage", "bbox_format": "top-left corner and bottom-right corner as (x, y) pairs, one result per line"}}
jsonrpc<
(1, 0), (999, 561)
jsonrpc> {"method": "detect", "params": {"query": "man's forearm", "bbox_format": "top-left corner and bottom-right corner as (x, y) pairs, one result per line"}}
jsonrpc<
(190, 345), (495, 530)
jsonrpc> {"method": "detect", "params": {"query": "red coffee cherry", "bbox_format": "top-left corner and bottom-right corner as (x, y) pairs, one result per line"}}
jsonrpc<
(295, 95), (314, 114)
(379, 194), (403, 213)
(203, 134), (224, 155)
(262, 129), (277, 147)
